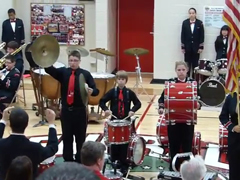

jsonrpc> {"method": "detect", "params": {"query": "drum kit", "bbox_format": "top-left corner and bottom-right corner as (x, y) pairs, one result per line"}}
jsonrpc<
(102, 116), (146, 180)
(124, 48), (150, 99)
(195, 58), (227, 107)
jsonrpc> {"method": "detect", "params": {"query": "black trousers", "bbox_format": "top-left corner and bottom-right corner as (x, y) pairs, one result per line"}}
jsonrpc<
(168, 124), (194, 171)
(228, 133), (240, 180)
(0, 96), (13, 119)
(110, 144), (129, 173)
(60, 106), (88, 163)
(184, 49), (200, 78)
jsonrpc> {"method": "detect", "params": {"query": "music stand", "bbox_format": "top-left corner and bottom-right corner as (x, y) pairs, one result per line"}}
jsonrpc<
(133, 54), (150, 100)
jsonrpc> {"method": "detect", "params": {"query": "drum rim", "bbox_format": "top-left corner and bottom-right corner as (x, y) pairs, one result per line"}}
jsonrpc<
(107, 119), (131, 125)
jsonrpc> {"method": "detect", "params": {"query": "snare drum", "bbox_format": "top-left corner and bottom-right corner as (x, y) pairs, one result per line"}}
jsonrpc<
(106, 120), (132, 144)
(199, 77), (226, 106)
(88, 73), (116, 105)
(198, 59), (212, 76)
(127, 135), (146, 166)
(103, 170), (123, 180)
(33, 62), (65, 99)
(164, 81), (198, 125)
(219, 125), (228, 152)
(38, 156), (55, 174)
(156, 115), (201, 155)
(217, 59), (227, 74)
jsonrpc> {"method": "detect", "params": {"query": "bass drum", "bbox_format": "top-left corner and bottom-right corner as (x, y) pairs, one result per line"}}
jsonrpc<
(199, 77), (226, 106)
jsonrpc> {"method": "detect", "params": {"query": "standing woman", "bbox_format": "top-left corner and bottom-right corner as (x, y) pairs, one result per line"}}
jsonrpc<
(181, 8), (205, 78)
(158, 61), (201, 171)
(219, 80), (240, 180)
(215, 25), (229, 60)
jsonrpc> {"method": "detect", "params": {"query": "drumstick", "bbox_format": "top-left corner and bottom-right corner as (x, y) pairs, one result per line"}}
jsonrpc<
(111, 114), (117, 119)
(122, 115), (130, 120)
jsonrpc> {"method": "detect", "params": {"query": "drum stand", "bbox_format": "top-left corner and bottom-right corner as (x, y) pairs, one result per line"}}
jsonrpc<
(133, 54), (151, 100)
(33, 67), (48, 127)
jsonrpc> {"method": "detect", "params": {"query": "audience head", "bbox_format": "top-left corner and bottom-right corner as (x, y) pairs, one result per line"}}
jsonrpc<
(180, 155), (207, 180)
(8, 8), (16, 20)
(175, 60), (188, 80)
(36, 162), (101, 180)
(5, 156), (32, 180)
(188, 7), (197, 20)
(116, 70), (128, 87)
(9, 107), (29, 134)
(5, 55), (16, 70)
(81, 141), (106, 171)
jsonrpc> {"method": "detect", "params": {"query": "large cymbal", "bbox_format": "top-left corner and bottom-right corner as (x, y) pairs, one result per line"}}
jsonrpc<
(124, 48), (149, 56)
(79, 74), (88, 106)
(66, 46), (89, 57)
(30, 35), (60, 68)
(96, 48), (114, 57)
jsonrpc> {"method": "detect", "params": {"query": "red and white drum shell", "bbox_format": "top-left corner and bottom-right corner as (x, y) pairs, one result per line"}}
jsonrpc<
(38, 156), (55, 174)
(156, 115), (201, 155)
(127, 135), (146, 166)
(219, 125), (228, 152)
(105, 119), (132, 145)
(103, 170), (123, 180)
(103, 120), (109, 145)
(156, 114), (168, 146)
(164, 81), (198, 125)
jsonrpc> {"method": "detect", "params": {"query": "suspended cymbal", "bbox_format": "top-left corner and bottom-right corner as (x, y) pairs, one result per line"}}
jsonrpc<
(79, 74), (88, 106)
(30, 35), (60, 68)
(96, 48), (114, 57)
(124, 48), (149, 56)
(66, 46), (89, 57)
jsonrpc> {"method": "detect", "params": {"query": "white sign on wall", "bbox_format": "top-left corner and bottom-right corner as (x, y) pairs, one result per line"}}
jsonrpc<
(203, 6), (227, 28)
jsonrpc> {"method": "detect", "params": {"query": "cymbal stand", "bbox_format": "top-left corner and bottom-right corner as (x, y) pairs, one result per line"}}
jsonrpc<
(33, 67), (48, 127)
(105, 55), (108, 73)
(133, 54), (150, 100)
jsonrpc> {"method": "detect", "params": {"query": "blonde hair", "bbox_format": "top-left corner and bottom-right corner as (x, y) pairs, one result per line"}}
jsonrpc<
(175, 60), (189, 70)
(116, 70), (128, 82)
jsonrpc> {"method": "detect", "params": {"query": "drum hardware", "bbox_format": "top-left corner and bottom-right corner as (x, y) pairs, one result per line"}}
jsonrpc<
(29, 35), (60, 127)
(66, 46), (89, 57)
(124, 48), (150, 99)
(0, 43), (28, 68)
(172, 152), (194, 172)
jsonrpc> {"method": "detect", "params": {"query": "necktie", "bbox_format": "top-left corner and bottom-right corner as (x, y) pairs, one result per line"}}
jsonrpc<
(67, 70), (75, 105)
(118, 89), (124, 118)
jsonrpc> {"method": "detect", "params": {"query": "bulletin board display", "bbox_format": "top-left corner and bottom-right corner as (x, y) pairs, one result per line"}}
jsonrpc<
(30, 3), (85, 45)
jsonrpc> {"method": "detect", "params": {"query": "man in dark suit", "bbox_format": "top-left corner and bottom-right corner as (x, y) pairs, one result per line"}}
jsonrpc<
(1, 9), (25, 55)
(6, 41), (24, 74)
(0, 107), (58, 180)
(181, 7), (205, 78)
(0, 55), (21, 118)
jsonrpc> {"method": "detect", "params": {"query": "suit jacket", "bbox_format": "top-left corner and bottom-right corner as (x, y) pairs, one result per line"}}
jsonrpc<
(0, 123), (58, 180)
(215, 35), (228, 60)
(219, 92), (240, 150)
(14, 54), (24, 74)
(1, 18), (25, 45)
(99, 86), (141, 119)
(0, 68), (21, 101)
(181, 19), (205, 53)
(158, 77), (201, 109)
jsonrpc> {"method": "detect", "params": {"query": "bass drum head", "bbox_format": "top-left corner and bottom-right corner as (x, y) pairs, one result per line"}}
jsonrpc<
(199, 78), (226, 106)
(132, 137), (145, 165)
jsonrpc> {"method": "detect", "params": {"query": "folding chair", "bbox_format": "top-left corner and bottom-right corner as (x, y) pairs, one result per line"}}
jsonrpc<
(16, 66), (27, 106)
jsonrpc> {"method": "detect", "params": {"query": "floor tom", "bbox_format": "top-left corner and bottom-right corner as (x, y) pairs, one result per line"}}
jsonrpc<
(199, 77), (226, 106)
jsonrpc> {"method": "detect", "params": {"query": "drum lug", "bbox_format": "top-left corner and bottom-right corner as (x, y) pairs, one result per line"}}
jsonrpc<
(186, 109), (192, 112)
(112, 127), (114, 132)
(170, 85), (175, 88)
(169, 109), (175, 113)
(169, 97), (176, 99)
(122, 137), (125, 141)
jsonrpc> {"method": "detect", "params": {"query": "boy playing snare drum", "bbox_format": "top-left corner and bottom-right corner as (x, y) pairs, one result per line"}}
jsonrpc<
(99, 70), (141, 176)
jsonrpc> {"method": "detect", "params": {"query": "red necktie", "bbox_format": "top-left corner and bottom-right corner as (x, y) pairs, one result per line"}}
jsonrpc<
(67, 70), (75, 105)
(118, 90), (124, 117)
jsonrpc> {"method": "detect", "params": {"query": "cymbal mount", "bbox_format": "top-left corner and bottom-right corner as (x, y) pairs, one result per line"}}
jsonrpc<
(133, 54), (151, 100)
(105, 55), (108, 73)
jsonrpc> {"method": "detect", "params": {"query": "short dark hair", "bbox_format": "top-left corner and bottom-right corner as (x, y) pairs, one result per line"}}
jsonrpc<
(7, 41), (19, 50)
(5, 156), (32, 180)
(68, 50), (81, 60)
(9, 108), (29, 133)
(81, 141), (106, 166)
(36, 162), (101, 180)
(8, 8), (15, 14)
(5, 55), (16, 63)
(189, 7), (197, 13)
